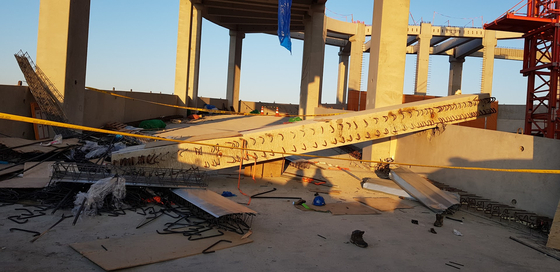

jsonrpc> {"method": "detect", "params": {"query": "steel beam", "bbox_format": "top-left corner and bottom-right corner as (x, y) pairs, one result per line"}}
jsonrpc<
(406, 36), (418, 46)
(432, 38), (473, 55)
(429, 37), (449, 47)
(112, 94), (494, 170)
(454, 39), (483, 59)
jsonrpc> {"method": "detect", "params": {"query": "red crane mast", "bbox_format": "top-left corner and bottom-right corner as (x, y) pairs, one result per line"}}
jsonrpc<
(485, 0), (560, 138)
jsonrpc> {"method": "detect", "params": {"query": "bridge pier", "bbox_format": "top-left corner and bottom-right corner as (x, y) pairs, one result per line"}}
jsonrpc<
(298, 3), (326, 118)
(174, 0), (203, 112)
(336, 49), (349, 107)
(414, 23), (432, 95)
(226, 31), (244, 112)
(448, 57), (465, 95)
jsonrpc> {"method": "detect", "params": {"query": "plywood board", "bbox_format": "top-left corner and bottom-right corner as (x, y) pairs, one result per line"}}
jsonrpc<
(0, 137), (79, 153)
(313, 202), (380, 215)
(547, 199), (560, 250)
(0, 137), (54, 153)
(0, 164), (24, 176)
(71, 230), (252, 271)
(0, 177), (50, 188)
(0, 161), (55, 188)
(353, 197), (413, 211)
(23, 161), (54, 178)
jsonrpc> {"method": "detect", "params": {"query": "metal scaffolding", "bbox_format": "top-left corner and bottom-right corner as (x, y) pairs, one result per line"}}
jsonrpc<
(14, 50), (73, 137)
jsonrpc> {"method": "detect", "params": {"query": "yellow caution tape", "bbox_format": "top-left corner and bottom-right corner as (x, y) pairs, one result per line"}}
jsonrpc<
(1, 111), (559, 174)
(85, 87), (345, 117)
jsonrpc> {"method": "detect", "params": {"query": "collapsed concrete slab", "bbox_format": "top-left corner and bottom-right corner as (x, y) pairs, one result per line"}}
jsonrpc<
(112, 94), (494, 171)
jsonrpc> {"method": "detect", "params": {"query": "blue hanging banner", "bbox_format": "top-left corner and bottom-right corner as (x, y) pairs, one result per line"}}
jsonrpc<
(278, 0), (292, 53)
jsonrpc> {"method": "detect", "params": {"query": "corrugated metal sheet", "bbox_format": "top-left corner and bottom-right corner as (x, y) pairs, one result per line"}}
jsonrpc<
(172, 188), (257, 217)
(390, 167), (459, 212)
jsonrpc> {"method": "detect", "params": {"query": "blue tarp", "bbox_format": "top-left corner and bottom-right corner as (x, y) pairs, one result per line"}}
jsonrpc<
(278, 0), (292, 53)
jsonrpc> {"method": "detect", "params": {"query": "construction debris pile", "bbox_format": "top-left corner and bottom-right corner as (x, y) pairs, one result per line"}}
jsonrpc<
(1, 115), (559, 270)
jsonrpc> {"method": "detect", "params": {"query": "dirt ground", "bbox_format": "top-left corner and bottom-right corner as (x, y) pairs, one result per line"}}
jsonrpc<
(1, 159), (559, 271)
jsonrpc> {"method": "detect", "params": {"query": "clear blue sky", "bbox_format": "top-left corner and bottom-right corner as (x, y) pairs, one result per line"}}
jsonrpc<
(0, 0), (526, 105)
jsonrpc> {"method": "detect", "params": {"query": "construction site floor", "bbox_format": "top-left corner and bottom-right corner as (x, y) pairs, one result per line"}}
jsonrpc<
(1, 166), (558, 271)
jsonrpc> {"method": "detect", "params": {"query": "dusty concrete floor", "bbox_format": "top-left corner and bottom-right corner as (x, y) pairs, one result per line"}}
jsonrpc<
(1, 158), (559, 272)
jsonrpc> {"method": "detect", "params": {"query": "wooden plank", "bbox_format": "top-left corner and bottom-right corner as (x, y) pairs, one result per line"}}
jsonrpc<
(243, 163), (263, 178)
(23, 161), (54, 178)
(261, 159), (284, 178)
(0, 164), (24, 176)
(313, 202), (380, 215)
(0, 178), (50, 188)
(547, 199), (560, 250)
(308, 188), (341, 195)
(0, 161), (54, 188)
(0, 137), (54, 153)
(353, 197), (413, 211)
(0, 137), (80, 153)
(70, 230), (252, 271)
(244, 158), (284, 178)
(30, 102), (53, 140)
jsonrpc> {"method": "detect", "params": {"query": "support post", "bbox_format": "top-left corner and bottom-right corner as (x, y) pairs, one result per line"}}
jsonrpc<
(36, 0), (91, 125)
(174, 0), (203, 115)
(299, 3), (326, 118)
(348, 23), (365, 94)
(414, 23), (432, 95)
(448, 56), (464, 95)
(363, 0), (409, 162)
(336, 49), (349, 107)
(226, 31), (244, 112)
(481, 30), (496, 95)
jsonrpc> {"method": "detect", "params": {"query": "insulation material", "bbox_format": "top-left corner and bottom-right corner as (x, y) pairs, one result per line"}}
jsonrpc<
(73, 176), (126, 217)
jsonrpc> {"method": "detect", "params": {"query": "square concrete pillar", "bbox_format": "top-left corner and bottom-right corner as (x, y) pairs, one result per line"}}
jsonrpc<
(336, 49), (349, 106)
(174, 0), (203, 113)
(226, 31), (244, 112)
(448, 56), (465, 96)
(481, 30), (496, 95)
(348, 23), (366, 93)
(36, 0), (91, 125)
(298, 4), (326, 118)
(414, 23), (432, 95)
(365, 0), (409, 109)
(363, 0), (410, 162)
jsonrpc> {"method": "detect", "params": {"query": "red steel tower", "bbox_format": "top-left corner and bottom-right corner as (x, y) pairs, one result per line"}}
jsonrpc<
(485, 0), (560, 138)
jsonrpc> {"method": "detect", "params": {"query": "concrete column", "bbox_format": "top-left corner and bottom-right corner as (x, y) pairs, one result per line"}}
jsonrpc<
(481, 30), (496, 95)
(348, 23), (365, 93)
(336, 49), (349, 107)
(363, 0), (409, 162)
(448, 56), (465, 95)
(414, 23), (432, 95)
(226, 31), (244, 112)
(174, 0), (203, 114)
(298, 4), (326, 118)
(36, 0), (90, 125)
